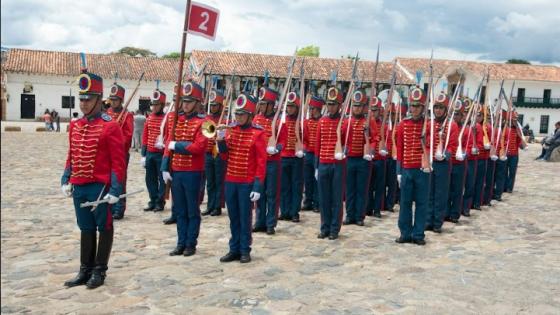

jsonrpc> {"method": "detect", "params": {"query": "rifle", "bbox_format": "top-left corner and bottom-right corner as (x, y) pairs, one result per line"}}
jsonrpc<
(117, 72), (145, 126)
(269, 51), (297, 148)
(365, 44), (380, 156)
(294, 59), (305, 156)
(482, 68), (491, 150)
(420, 50), (434, 172)
(456, 77), (484, 161)
(334, 53), (359, 157)
(502, 81), (516, 159)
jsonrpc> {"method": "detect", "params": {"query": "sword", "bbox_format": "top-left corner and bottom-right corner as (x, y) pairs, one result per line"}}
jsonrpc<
(81, 189), (144, 209)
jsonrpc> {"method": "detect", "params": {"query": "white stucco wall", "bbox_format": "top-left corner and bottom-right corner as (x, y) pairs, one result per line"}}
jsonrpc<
(4, 72), (175, 120)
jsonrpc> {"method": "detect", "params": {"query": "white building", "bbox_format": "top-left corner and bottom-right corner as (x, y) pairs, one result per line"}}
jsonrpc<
(2, 48), (559, 136)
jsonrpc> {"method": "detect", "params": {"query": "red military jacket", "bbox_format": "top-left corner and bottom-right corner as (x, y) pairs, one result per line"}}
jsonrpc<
(162, 112), (208, 172)
(62, 112), (126, 196)
(503, 126), (523, 156)
(316, 113), (346, 164)
(205, 113), (220, 154)
(396, 117), (424, 169)
(106, 107), (133, 152)
(343, 115), (378, 157)
(373, 117), (388, 161)
(253, 113), (287, 162)
(280, 115), (301, 158)
(142, 112), (165, 155)
(218, 123), (267, 187)
(425, 118), (459, 160)
(303, 117), (320, 153)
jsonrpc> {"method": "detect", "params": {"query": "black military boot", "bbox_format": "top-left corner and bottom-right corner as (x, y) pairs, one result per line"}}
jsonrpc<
(153, 200), (165, 212)
(143, 202), (155, 211)
(86, 230), (113, 289)
(201, 208), (212, 216)
(163, 216), (176, 225)
(64, 232), (96, 287)
(210, 208), (222, 216)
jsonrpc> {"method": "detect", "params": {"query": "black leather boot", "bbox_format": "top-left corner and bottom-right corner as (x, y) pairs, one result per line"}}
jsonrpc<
(153, 200), (165, 212)
(86, 230), (113, 289)
(64, 232), (96, 287)
(210, 208), (222, 216)
(143, 202), (155, 211)
(201, 208), (212, 216)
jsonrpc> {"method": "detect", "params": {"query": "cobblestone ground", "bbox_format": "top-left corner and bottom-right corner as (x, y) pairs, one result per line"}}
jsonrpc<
(1, 132), (560, 315)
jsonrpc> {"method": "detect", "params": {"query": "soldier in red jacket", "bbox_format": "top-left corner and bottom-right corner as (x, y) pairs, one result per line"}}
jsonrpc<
(161, 81), (208, 257)
(217, 93), (267, 263)
(446, 99), (469, 224)
(253, 87), (287, 234)
(202, 89), (226, 217)
(302, 96), (324, 213)
(343, 90), (377, 226)
(473, 107), (489, 210)
(106, 82), (133, 219)
(368, 97), (385, 217)
(425, 91), (458, 233)
(395, 87), (429, 245)
(316, 87), (347, 240)
(462, 105), (485, 214)
(61, 70), (126, 289)
(141, 88), (167, 212)
(504, 111), (526, 192)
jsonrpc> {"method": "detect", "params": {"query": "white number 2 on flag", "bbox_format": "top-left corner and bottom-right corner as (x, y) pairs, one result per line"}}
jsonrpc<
(199, 12), (209, 31)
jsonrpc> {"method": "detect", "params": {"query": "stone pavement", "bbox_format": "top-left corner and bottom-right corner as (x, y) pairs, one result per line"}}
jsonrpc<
(1, 132), (559, 315)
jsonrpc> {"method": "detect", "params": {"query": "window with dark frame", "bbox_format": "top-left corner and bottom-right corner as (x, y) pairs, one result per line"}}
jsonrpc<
(517, 114), (524, 126)
(539, 115), (549, 134)
(61, 95), (75, 109)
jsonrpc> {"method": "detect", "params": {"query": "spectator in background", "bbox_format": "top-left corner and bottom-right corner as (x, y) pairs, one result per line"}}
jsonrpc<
(132, 110), (147, 152)
(54, 110), (61, 132)
(71, 112), (79, 122)
(542, 121), (560, 161)
(43, 109), (53, 131)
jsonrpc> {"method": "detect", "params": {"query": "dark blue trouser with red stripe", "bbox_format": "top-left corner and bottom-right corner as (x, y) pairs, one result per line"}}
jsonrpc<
(73, 183), (113, 232)
(256, 160), (281, 228)
(385, 158), (398, 210)
(494, 160), (507, 199)
(225, 181), (253, 254)
(205, 153), (226, 210)
(281, 157), (304, 219)
(372, 159), (387, 214)
(345, 157), (369, 222)
(473, 159), (487, 208)
(303, 152), (319, 209)
(171, 171), (202, 249)
(462, 159), (477, 215)
(145, 151), (165, 206)
(398, 168), (429, 241)
(318, 163), (344, 235)
(505, 155), (519, 192)
(427, 160), (450, 230)
(483, 159), (496, 205)
(447, 162), (465, 220)
(111, 153), (129, 216)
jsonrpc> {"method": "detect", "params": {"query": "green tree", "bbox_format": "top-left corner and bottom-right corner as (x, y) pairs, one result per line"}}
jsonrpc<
(162, 52), (181, 59)
(116, 47), (157, 57)
(506, 59), (531, 65)
(296, 45), (320, 57)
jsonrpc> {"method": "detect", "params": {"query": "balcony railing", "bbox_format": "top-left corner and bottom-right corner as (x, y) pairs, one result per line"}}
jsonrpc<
(512, 97), (560, 108)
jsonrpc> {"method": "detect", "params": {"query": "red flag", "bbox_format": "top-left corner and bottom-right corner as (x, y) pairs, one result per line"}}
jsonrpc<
(188, 1), (220, 41)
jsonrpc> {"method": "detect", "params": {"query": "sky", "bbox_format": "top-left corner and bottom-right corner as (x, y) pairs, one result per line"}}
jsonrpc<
(1, 0), (559, 64)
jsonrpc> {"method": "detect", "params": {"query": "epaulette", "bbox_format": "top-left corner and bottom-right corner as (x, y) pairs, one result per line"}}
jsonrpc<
(252, 123), (263, 130)
(101, 113), (112, 121)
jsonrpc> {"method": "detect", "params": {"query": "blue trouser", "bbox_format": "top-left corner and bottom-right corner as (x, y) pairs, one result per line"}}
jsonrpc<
(398, 168), (429, 241)
(73, 183), (113, 232)
(225, 182), (253, 254)
(385, 158), (398, 210)
(447, 162), (465, 220)
(281, 157), (304, 219)
(483, 159), (496, 205)
(462, 159), (477, 214)
(145, 151), (165, 205)
(318, 163), (344, 235)
(427, 160), (450, 229)
(171, 171), (202, 249)
(345, 157), (369, 222)
(494, 160), (507, 199)
(473, 159), (487, 208)
(371, 159), (387, 213)
(256, 160), (281, 228)
(303, 152), (319, 209)
(205, 153), (225, 210)
(505, 155), (519, 192)
(112, 153), (129, 215)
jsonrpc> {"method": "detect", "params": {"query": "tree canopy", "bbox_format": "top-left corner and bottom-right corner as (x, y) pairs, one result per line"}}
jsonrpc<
(296, 45), (320, 57)
(116, 47), (157, 57)
(506, 59), (531, 65)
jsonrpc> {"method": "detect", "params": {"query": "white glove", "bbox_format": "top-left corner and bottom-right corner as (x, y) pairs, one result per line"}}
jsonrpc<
(217, 129), (226, 140)
(456, 152), (465, 161)
(435, 152), (444, 161)
(334, 152), (345, 160)
(103, 194), (119, 204)
(471, 147), (479, 155)
(397, 175), (402, 187)
(491, 155), (498, 161)
(266, 146), (279, 155)
(484, 143), (491, 150)
(499, 155), (508, 161)
(379, 149), (388, 157)
(295, 150), (305, 158)
(363, 154), (372, 161)
(162, 171), (173, 183)
(141, 157), (146, 168)
(154, 136), (164, 149)
(249, 191), (261, 202)
(314, 169), (319, 181)
(61, 184), (73, 197)
(168, 141), (176, 151)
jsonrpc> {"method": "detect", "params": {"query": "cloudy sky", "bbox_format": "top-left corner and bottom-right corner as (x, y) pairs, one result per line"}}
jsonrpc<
(2, 0), (559, 64)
